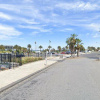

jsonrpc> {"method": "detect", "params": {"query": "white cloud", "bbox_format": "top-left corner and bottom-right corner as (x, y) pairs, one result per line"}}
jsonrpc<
(23, 0), (33, 3)
(0, 4), (45, 25)
(0, 4), (44, 19)
(51, 13), (59, 17)
(0, 12), (12, 20)
(0, 11), (39, 25)
(86, 23), (100, 31)
(0, 24), (22, 40)
(0, 0), (100, 39)
(19, 25), (52, 32)
(56, 2), (99, 11)
(85, 32), (100, 38)
(20, 18), (39, 24)
(0, 4), (21, 13)
(86, 33), (90, 36)
(13, 17), (39, 25)
(93, 33), (100, 38)
(31, 31), (39, 35)
(60, 28), (73, 32)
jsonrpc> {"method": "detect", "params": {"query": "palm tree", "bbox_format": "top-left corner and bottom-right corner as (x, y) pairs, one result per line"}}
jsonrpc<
(58, 46), (61, 52)
(66, 34), (77, 56)
(48, 45), (52, 52)
(27, 44), (31, 56)
(27, 44), (31, 51)
(75, 38), (82, 57)
(39, 45), (43, 52)
(65, 46), (68, 50)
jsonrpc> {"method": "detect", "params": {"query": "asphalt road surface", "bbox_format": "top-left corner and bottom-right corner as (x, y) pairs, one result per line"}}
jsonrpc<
(0, 52), (100, 100)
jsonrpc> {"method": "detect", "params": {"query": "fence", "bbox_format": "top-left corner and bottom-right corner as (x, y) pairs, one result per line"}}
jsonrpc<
(0, 54), (22, 70)
(0, 53), (64, 71)
(25, 53), (53, 59)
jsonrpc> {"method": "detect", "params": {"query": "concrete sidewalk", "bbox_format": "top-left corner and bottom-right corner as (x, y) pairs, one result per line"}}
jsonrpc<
(0, 56), (67, 90)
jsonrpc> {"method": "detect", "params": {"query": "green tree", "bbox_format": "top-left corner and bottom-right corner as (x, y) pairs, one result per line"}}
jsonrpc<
(62, 47), (66, 51)
(14, 45), (19, 54)
(51, 48), (55, 52)
(14, 45), (18, 50)
(27, 44), (31, 56)
(97, 47), (100, 51)
(18, 46), (21, 53)
(21, 47), (27, 54)
(80, 44), (85, 52)
(88, 46), (96, 51)
(65, 46), (68, 50)
(27, 44), (31, 51)
(66, 34), (77, 56)
(75, 38), (82, 57)
(43, 49), (49, 52)
(39, 45), (43, 52)
(57, 46), (61, 52)
(48, 45), (52, 52)
(0, 45), (5, 51)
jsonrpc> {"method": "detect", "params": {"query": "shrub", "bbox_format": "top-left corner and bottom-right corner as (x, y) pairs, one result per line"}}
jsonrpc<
(22, 57), (42, 64)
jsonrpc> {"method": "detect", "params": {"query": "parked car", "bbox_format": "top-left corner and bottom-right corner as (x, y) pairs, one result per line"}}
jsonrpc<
(61, 52), (66, 54)
(16, 54), (25, 57)
(51, 52), (56, 54)
(66, 51), (71, 54)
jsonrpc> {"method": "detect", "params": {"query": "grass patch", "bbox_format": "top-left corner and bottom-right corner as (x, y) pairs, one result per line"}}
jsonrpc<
(22, 57), (43, 64)
(0, 51), (11, 53)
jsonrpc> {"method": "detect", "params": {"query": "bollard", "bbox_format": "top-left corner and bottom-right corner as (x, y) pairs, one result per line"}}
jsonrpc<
(45, 51), (47, 66)
(60, 55), (63, 59)
(9, 63), (11, 69)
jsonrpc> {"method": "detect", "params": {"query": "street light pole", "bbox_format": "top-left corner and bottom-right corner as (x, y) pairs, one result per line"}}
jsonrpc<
(49, 40), (51, 53)
(49, 40), (51, 46)
(35, 42), (36, 52)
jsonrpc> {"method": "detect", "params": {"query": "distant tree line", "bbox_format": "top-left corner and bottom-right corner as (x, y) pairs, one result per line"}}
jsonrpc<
(88, 46), (100, 51)
(0, 36), (86, 56)
(0, 45), (5, 51)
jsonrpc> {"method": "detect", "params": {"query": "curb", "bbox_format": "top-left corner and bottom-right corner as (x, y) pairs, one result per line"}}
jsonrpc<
(0, 60), (60, 94)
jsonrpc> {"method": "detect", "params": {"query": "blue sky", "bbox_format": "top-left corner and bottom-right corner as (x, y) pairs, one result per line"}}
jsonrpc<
(0, 0), (100, 49)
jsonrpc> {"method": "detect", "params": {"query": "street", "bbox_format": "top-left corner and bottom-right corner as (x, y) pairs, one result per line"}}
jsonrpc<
(0, 53), (100, 100)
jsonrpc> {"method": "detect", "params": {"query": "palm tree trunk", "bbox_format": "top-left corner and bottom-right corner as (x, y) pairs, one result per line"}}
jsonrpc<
(28, 52), (29, 57)
(71, 45), (74, 57)
(77, 50), (79, 57)
(71, 50), (73, 56)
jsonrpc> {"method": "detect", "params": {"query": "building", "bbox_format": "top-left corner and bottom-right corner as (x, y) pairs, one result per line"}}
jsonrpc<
(4, 45), (14, 51)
